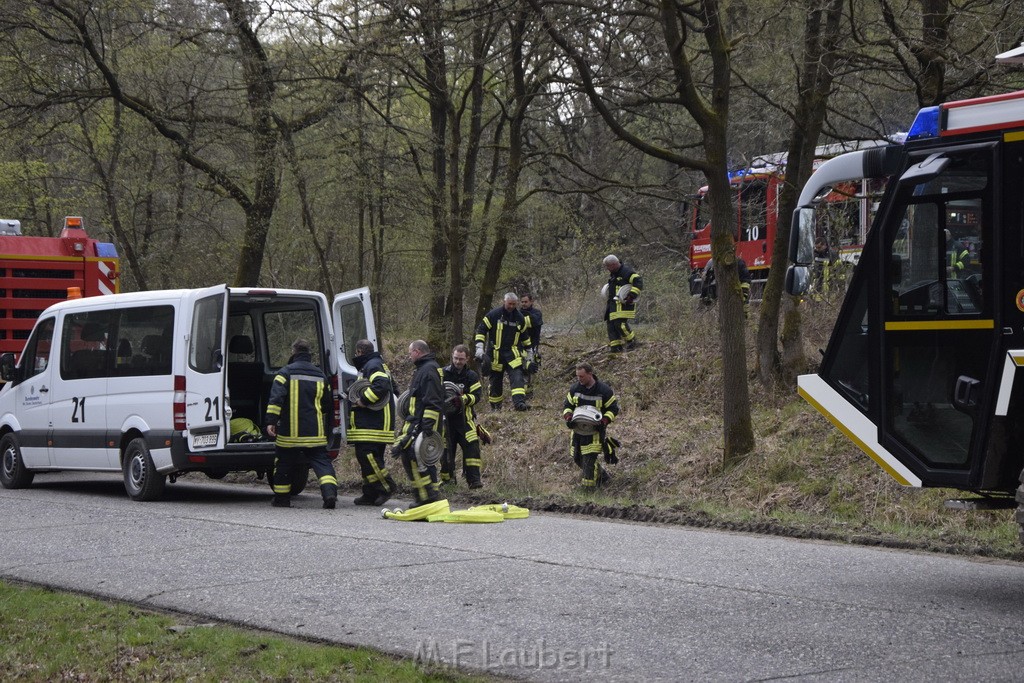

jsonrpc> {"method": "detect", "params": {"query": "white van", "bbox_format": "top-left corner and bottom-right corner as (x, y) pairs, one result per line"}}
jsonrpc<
(0, 285), (376, 501)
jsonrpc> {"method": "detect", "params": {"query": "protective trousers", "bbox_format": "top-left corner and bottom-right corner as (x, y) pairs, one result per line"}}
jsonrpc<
(272, 446), (338, 502)
(399, 448), (442, 504)
(354, 442), (396, 499)
(571, 434), (609, 488)
(489, 363), (526, 409)
(606, 319), (635, 350)
(442, 422), (482, 486)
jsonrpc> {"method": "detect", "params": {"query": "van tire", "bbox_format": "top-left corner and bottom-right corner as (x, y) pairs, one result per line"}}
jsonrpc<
(0, 433), (33, 489)
(123, 438), (166, 501)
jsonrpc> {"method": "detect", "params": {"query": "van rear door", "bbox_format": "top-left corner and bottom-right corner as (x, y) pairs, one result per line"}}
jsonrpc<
(332, 287), (378, 439)
(183, 285), (229, 451)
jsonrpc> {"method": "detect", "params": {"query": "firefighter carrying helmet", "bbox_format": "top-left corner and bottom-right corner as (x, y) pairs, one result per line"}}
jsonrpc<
(347, 378), (390, 411)
(570, 405), (603, 435)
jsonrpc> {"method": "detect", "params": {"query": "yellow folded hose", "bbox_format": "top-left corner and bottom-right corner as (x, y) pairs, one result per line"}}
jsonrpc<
(425, 509), (505, 523)
(468, 503), (530, 519)
(381, 499), (450, 521)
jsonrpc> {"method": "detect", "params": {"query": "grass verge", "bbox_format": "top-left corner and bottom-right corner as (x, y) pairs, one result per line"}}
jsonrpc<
(0, 580), (487, 682)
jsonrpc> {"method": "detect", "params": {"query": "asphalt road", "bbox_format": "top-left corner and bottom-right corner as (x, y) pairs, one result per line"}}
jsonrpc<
(1, 473), (1023, 682)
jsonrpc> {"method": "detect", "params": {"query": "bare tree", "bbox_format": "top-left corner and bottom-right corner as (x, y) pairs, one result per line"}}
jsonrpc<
(527, 0), (755, 463)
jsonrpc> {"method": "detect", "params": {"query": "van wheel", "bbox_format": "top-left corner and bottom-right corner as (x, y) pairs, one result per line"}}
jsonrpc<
(123, 438), (166, 501)
(0, 433), (33, 489)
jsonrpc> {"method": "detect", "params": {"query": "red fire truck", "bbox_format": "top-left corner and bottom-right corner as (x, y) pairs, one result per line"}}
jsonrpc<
(687, 148), (884, 299)
(0, 216), (119, 357)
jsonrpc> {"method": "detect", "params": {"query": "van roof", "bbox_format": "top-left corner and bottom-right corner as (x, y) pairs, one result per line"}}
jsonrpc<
(35, 286), (329, 317)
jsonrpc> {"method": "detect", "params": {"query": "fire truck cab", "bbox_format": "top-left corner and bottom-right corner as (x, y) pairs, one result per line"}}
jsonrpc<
(0, 216), (119, 358)
(786, 91), (1024, 539)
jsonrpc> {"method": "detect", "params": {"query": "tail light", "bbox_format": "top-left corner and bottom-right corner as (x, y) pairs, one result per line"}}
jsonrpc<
(330, 374), (341, 431)
(173, 375), (187, 430)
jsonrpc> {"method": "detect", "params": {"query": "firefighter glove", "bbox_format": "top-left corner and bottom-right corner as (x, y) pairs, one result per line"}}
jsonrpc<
(604, 452), (619, 465)
(474, 343), (485, 361)
(601, 416), (611, 426)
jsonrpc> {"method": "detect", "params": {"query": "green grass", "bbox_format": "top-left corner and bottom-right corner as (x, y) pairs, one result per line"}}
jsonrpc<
(0, 581), (488, 682)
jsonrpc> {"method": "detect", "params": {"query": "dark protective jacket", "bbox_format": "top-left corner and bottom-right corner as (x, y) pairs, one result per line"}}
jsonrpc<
(475, 305), (531, 370)
(348, 352), (396, 444)
(563, 376), (619, 455)
(605, 263), (643, 322)
(265, 352), (332, 448)
(408, 352), (444, 433)
(522, 306), (543, 349)
(443, 363), (482, 435)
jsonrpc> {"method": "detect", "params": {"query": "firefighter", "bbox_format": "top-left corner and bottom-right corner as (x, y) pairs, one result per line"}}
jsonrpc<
(519, 293), (543, 395)
(393, 339), (446, 508)
(945, 229), (970, 279)
(603, 255), (643, 352)
(700, 257), (752, 315)
(441, 344), (484, 488)
(562, 362), (619, 488)
(349, 339), (398, 507)
(474, 292), (531, 411)
(265, 339), (337, 509)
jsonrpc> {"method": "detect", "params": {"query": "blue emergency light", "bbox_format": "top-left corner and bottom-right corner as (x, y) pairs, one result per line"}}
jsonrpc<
(906, 106), (941, 140)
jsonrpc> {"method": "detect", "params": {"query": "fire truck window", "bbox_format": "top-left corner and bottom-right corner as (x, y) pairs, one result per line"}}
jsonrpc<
(60, 311), (115, 380)
(115, 306), (175, 376)
(886, 152), (988, 317)
(190, 294), (224, 374)
(21, 317), (54, 381)
(263, 308), (321, 369)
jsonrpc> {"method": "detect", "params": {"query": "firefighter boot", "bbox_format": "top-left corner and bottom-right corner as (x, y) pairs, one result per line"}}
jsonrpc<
(271, 494), (291, 508)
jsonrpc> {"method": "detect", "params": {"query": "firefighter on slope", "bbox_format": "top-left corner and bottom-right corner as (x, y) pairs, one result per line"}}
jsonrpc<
(265, 339), (337, 509)
(563, 362), (620, 488)
(603, 255), (643, 352)
(475, 292), (531, 411)
(393, 339), (446, 508)
(519, 293), (543, 394)
(349, 339), (398, 507)
(440, 344), (485, 488)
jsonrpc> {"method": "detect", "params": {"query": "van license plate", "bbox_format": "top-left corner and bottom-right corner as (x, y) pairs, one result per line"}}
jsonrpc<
(192, 433), (218, 448)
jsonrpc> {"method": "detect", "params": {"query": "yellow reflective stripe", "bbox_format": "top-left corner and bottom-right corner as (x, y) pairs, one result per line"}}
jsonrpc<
(274, 375), (286, 384)
(884, 319), (993, 331)
(266, 405), (281, 416)
(465, 458), (482, 467)
(318, 474), (337, 486)
(798, 385), (912, 486)
(315, 380), (325, 439)
(423, 408), (441, 423)
(276, 435), (328, 446)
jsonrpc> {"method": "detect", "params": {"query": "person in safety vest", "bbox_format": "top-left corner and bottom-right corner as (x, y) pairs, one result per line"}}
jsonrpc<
(265, 338), (337, 509)
(349, 339), (398, 507)
(562, 362), (620, 488)
(392, 339), (446, 509)
(474, 292), (531, 411)
(441, 344), (484, 488)
(519, 293), (543, 395)
(945, 229), (970, 279)
(603, 255), (643, 352)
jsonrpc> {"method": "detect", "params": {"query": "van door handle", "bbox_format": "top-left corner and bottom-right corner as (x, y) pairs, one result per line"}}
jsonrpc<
(39, 385), (49, 393)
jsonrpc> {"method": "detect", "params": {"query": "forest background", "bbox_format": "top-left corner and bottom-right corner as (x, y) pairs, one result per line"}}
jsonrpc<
(1, 1), (1024, 554)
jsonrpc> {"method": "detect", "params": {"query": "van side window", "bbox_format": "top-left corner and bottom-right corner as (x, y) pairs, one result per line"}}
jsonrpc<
(190, 293), (224, 374)
(116, 305), (175, 376)
(61, 311), (115, 380)
(21, 317), (55, 381)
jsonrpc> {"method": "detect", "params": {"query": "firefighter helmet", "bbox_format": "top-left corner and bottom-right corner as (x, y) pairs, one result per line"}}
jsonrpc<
(570, 405), (603, 435)
(347, 378), (389, 411)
